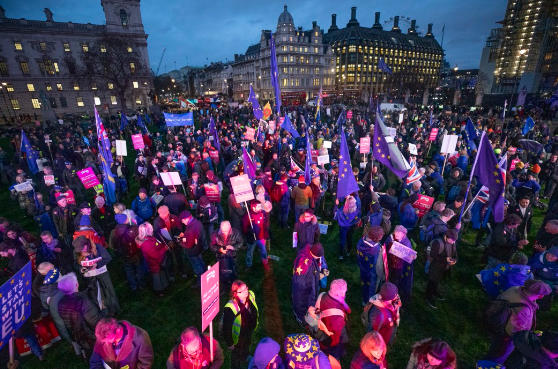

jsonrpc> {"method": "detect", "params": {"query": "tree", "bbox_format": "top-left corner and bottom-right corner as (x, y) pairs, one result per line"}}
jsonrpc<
(79, 34), (148, 111)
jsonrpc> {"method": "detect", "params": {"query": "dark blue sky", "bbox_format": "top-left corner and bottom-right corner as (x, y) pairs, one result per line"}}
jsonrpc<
(4, 0), (507, 72)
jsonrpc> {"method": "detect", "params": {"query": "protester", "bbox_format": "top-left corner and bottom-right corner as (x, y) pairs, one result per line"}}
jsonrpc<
(166, 326), (224, 369)
(334, 195), (360, 260)
(356, 226), (386, 306)
(136, 222), (169, 297)
(406, 338), (457, 369)
(350, 332), (387, 369)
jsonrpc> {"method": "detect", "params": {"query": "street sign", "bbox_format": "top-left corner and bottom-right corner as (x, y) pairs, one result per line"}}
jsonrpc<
(201, 262), (220, 332)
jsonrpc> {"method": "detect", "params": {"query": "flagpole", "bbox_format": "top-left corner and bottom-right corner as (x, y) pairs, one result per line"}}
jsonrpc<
(458, 132), (486, 224)
(463, 188), (482, 216)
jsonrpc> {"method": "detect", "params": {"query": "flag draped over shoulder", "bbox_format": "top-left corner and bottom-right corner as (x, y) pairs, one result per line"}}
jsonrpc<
(270, 32), (282, 114)
(281, 115), (299, 138)
(337, 125), (360, 199)
(247, 85), (263, 120)
(242, 147), (257, 182)
(373, 107), (410, 177)
(209, 116), (220, 151)
(21, 131), (39, 174)
(470, 132), (505, 223)
(522, 116), (535, 135)
(95, 107), (113, 165)
(304, 133), (312, 185)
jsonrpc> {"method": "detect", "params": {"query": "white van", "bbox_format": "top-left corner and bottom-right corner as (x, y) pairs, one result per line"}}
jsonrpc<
(380, 103), (407, 112)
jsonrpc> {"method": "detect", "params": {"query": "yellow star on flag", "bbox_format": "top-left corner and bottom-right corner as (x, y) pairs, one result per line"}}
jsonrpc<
(296, 266), (303, 275)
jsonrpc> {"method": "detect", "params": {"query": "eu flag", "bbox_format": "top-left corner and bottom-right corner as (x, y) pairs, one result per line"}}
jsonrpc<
(137, 115), (147, 134)
(100, 148), (117, 205)
(242, 147), (257, 182)
(120, 114), (129, 131)
(518, 139), (544, 155)
(470, 132), (505, 222)
(280, 115), (300, 138)
(373, 107), (410, 177)
(315, 87), (322, 122)
(378, 58), (393, 75)
(476, 360), (505, 369)
(247, 85), (263, 120)
(521, 116), (535, 135)
(144, 113), (151, 124)
(209, 116), (220, 151)
(337, 124), (360, 199)
(95, 107), (113, 164)
(465, 118), (479, 151)
(304, 132), (312, 185)
(480, 263), (532, 298)
(269, 32), (282, 114)
(21, 130), (39, 174)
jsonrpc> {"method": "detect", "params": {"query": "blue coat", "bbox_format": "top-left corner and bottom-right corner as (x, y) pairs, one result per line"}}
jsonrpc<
(457, 156), (468, 172)
(398, 203), (418, 230)
(131, 196), (157, 221)
(529, 251), (558, 289)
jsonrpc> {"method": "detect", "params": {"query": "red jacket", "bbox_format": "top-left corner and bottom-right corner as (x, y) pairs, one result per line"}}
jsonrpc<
(316, 292), (351, 347)
(137, 237), (166, 273)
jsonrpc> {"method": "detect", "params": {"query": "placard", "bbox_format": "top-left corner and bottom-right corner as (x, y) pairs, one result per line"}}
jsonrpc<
(448, 152), (460, 166)
(317, 155), (330, 165)
(429, 128), (439, 141)
(408, 143), (418, 155)
(326, 108), (331, 116)
(44, 175), (55, 186)
(441, 135), (459, 154)
(388, 128), (397, 138)
(230, 174), (255, 203)
(412, 194), (435, 217)
(388, 241), (417, 264)
(160, 172), (182, 186)
(204, 183), (221, 202)
(209, 150), (219, 162)
(347, 111), (353, 120)
(269, 121), (276, 131)
(245, 127), (255, 141)
(132, 134), (144, 149)
(77, 168), (100, 189)
(510, 158), (520, 171)
(318, 223), (328, 234)
(311, 150), (319, 164)
(201, 262), (220, 331)
(360, 137), (371, 154)
(14, 182), (33, 192)
(322, 140), (332, 149)
(81, 256), (103, 267)
(293, 232), (298, 248)
(115, 140), (127, 156)
(0, 262), (32, 350)
(399, 113), (404, 124)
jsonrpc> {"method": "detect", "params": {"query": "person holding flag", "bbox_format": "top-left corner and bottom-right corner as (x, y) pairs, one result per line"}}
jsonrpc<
(21, 130), (39, 175)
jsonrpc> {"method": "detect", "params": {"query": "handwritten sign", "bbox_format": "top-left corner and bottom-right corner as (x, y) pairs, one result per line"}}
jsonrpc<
(230, 174), (254, 203)
(360, 137), (371, 154)
(204, 183), (221, 203)
(132, 134), (144, 149)
(0, 262), (32, 350)
(44, 175), (55, 186)
(201, 262), (220, 331)
(347, 111), (353, 120)
(77, 168), (100, 189)
(389, 241), (417, 264)
(317, 155), (330, 165)
(14, 182), (33, 192)
(412, 194), (435, 218)
(429, 128), (439, 141)
(245, 127), (255, 141)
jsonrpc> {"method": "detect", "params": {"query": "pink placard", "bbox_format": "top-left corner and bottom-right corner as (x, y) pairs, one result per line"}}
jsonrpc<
(209, 150), (219, 161)
(55, 190), (76, 205)
(245, 127), (255, 141)
(347, 111), (353, 120)
(201, 262), (220, 331)
(132, 134), (144, 150)
(311, 150), (319, 164)
(204, 183), (221, 202)
(360, 137), (371, 154)
(77, 168), (100, 189)
(412, 194), (435, 218)
(230, 174), (255, 204)
(269, 121), (276, 131)
(510, 158), (520, 171)
(278, 117), (284, 125)
(429, 128), (438, 141)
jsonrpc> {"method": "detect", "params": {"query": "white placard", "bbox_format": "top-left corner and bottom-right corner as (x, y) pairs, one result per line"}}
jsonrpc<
(115, 140), (127, 156)
(322, 140), (332, 149)
(318, 223), (328, 234)
(160, 171), (182, 186)
(398, 113), (404, 123)
(317, 155), (329, 165)
(44, 175), (55, 186)
(384, 135), (394, 143)
(326, 108), (331, 116)
(441, 135), (459, 154)
(293, 232), (298, 248)
(389, 128), (397, 138)
(388, 241), (417, 264)
(14, 182), (33, 192)
(408, 143), (418, 155)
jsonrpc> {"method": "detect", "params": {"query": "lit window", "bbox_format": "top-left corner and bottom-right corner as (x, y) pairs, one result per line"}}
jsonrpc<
(76, 97), (84, 107)
(91, 83), (97, 90)
(46, 84), (52, 91)
(127, 46), (133, 53)
(31, 98), (41, 109)
(130, 62), (136, 73)
(11, 99), (20, 109)
(133, 81), (139, 88)
(100, 45), (107, 53)
(40, 42), (47, 51)
(14, 42), (22, 51)
(27, 84), (35, 92)
(20, 62), (30, 75)
(315, 47), (318, 53)
(94, 97), (101, 106)
(120, 9), (128, 26)
(108, 83), (114, 90)
(63, 43), (71, 52)
(6, 84), (14, 92)
(135, 97), (142, 105)
(111, 96), (117, 105)
(57, 83), (63, 91)
(0, 62), (8, 76)
(73, 82), (80, 91)
(82, 43), (89, 52)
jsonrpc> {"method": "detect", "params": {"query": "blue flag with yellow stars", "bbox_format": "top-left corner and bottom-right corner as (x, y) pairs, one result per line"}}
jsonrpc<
(476, 360), (505, 369)
(281, 114), (300, 138)
(373, 105), (410, 177)
(21, 130), (39, 174)
(480, 263), (532, 298)
(337, 123), (360, 200)
(247, 85), (263, 120)
(522, 115), (535, 135)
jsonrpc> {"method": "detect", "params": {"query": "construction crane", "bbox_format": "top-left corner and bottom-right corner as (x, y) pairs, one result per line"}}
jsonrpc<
(155, 47), (166, 76)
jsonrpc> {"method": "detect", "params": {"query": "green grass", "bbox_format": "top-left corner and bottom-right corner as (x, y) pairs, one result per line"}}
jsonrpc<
(3, 135), (557, 369)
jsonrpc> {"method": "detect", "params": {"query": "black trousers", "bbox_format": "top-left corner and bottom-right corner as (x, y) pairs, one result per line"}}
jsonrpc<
(425, 279), (440, 301)
(231, 335), (252, 369)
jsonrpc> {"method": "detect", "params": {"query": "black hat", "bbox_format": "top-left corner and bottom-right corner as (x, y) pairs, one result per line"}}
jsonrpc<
(310, 243), (324, 257)
(380, 282), (398, 301)
(79, 202), (91, 209)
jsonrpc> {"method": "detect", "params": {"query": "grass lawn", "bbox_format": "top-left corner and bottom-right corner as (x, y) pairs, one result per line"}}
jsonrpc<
(1, 135), (556, 369)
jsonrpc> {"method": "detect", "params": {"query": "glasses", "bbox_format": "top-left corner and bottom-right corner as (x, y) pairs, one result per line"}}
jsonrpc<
(236, 288), (248, 294)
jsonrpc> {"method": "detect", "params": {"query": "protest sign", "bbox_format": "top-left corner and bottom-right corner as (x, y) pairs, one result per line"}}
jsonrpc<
(311, 150), (319, 164)
(326, 108), (331, 116)
(510, 158), (520, 171)
(322, 140), (332, 149)
(204, 183), (221, 202)
(14, 182), (33, 192)
(1, 262), (32, 351)
(293, 232), (298, 248)
(318, 223), (328, 234)
(388, 128), (397, 138)
(209, 150), (219, 162)
(160, 172), (182, 187)
(317, 155), (329, 165)
(164, 112), (194, 126)
(347, 111), (353, 120)
(77, 168), (100, 189)
(269, 121), (276, 131)
(360, 137), (371, 154)
(132, 134), (144, 149)
(55, 190), (76, 204)
(115, 140), (127, 156)
(201, 262), (220, 332)
(389, 241), (417, 264)
(230, 174), (254, 203)
(441, 135), (459, 154)
(429, 128), (439, 141)
(44, 175), (55, 186)
(245, 127), (255, 141)
(399, 113), (404, 124)
(412, 194), (435, 217)
(408, 143), (418, 155)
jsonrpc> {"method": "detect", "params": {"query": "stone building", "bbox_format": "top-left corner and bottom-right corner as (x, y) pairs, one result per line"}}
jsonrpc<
(0, 0), (153, 122)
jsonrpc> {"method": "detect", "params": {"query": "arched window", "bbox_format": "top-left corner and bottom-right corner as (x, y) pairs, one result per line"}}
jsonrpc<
(120, 9), (128, 26)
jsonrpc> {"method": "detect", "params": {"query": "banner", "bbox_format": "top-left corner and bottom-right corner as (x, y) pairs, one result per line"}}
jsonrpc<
(360, 137), (371, 154)
(1, 262), (32, 350)
(322, 140), (332, 149)
(77, 168), (100, 189)
(43, 175), (55, 186)
(412, 194), (435, 217)
(201, 262), (220, 332)
(55, 190), (76, 205)
(209, 150), (219, 162)
(204, 183), (221, 202)
(388, 241), (417, 264)
(131, 134), (144, 150)
(510, 158), (520, 171)
(311, 150), (319, 164)
(164, 112), (194, 126)
(429, 128), (438, 141)
(230, 174), (254, 203)
(346, 111), (353, 120)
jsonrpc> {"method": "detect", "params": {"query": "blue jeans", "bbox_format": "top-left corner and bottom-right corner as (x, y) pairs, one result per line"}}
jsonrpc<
(279, 203), (290, 227)
(187, 254), (206, 286)
(246, 239), (268, 267)
(339, 225), (355, 255)
(294, 204), (308, 222)
(124, 259), (146, 290)
(23, 334), (44, 358)
(215, 203), (225, 224)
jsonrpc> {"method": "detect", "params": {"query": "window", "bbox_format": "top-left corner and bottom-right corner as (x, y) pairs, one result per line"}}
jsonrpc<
(120, 9), (128, 26)
(6, 84), (14, 92)
(107, 83), (114, 90)
(53, 62), (59, 73)
(73, 82), (80, 91)
(60, 97), (67, 107)
(27, 84), (35, 92)
(46, 83), (52, 91)
(315, 47), (318, 53)
(82, 43), (89, 52)
(49, 98), (57, 108)
(14, 42), (22, 50)
(40, 42), (47, 51)
(91, 83), (97, 90)
(94, 97), (101, 106)
(133, 81), (139, 88)
(0, 62), (8, 76)
(76, 97), (84, 107)
(130, 62), (136, 73)
(135, 97), (142, 105)
(63, 43), (70, 52)
(31, 99), (41, 109)
(100, 45), (107, 53)
(67, 61), (76, 75)
(127, 46), (133, 53)
(313, 78), (320, 86)
(20, 62), (30, 75)
(281, 78), (288, 87)
(111, 96), (117, 105)
(56, 83), (63, 91)
(314, 67), (320, 74)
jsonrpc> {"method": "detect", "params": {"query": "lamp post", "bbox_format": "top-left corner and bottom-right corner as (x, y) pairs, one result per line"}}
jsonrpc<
(508, 49), (527, 116)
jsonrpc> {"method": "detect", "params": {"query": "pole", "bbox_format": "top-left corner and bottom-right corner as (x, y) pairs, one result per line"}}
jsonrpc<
(440, 153), (448, 177)
(463, 188), (482, 215)
(9, 336), (15, 366)
(209, 320), (214, 362)
(458, 132), (486, 224)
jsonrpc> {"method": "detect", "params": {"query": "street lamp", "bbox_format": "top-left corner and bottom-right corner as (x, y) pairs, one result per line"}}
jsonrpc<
(509, 49), (527, 115)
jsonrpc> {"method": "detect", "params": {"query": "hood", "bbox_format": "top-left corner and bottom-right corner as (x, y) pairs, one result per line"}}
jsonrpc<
(451, 167), (464, 178)
(198, 195), (210, 206)
(249, 337), (281, 369)
(297, 183), (308, 189)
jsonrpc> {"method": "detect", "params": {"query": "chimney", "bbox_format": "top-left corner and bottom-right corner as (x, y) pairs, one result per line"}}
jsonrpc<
(425, 23), (434, 38)
(328, 14), (339, 32)
(44, 8), (53, 22)
(408, 19), (417, 35)
(347, 7), (360, 27)
(0, 6), (6, 19)
(372, 12), (382, 30)
(312, 21), (317, 28)
(391, 16), (401, 33)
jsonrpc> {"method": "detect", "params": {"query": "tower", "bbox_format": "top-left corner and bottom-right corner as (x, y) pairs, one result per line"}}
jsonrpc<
(101, 0), (145, 34)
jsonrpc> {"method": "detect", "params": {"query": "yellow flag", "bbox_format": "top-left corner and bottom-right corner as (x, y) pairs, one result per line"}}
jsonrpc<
(263, 102), (272, 120)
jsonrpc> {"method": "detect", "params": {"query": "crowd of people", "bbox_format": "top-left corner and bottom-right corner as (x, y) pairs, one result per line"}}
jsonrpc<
(1, 101), (558, 369)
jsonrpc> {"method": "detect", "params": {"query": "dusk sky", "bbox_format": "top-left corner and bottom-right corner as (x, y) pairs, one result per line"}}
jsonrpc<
(5, 0), (507, 73)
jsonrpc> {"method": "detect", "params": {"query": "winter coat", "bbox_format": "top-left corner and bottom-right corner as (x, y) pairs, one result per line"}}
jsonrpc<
(228, 194), (246, 231)
(398, 203), (418, 230)
(138, 236), (167, 273)
(291, 183), (313, 206)
(428, 238), (457, 283)
(316, 292), (351, 348)
(109, 224), (141, 261)
(293, 221), (320, 251)
(488, 223), (519, 262)
(90, 321), (154, 369)
(167, 334), (224, 369)
(52, 204), (79, 236)
(210, 228), (244, 259)
(132, 196), (157, 221)
(350, 349), (382, 369)
(243, 210), (270, 242)
(164, 192), (190, 217)
(507, 330), (558, 369)
(367, 296), (399, 346)
(91, 205), (116, 236)
(497, 286), (539, 336)
(334, 206), (360, 228)
(56, 291), (102, 350)
(177, 215), (206, 257)
(529, 252), (558, 290)
(249, 337), (285, 369)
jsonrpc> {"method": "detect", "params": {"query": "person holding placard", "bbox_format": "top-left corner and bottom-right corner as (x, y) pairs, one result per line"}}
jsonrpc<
(385, 226), (415, 306)
(334, 195), (361, 260)
(356, 226), (386, 306)
(242, 200), (271, 272)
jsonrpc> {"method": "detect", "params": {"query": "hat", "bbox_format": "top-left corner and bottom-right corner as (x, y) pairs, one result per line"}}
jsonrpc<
(304, 208), (314, 216)
(79, 202), (91, 209)
(43, 268), (60, 285)
(56, 195), (67, 202)
(394, 225), (408, 234)
(206, 170), (215, 177)
(115, 214), (128, 224)
(541, 331), (558, 354)
(79, 215), (91, 226)
(531, 164), (541, 174)
(178, 210), (192, 223)
(310, 243), (324, 257)
(494, 148), (501, 154)
(370, 202), (381, 213)
(64, 161), (72, 165)
(547, 246), (558, 258)
(284, 334), (319, 365)
(516, 161), (525, 169)
(297, 148), (304, 152)
(264, 167), (272, 174)
(446, 229), (459, 241)
(523, 279), (552, 297)
(408, 194), (419, 204)
(380, 282), (398, 301)
(54, 185), (63, 191)
(139, 188), (148, 195)
(298, 175), (305, 182)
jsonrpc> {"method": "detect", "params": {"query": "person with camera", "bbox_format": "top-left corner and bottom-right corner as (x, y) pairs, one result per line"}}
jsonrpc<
(425, 229), (459, 309)
(154, 205), (185, 281)
(365, 282), (402, 348)
(178, 210), (207, 289)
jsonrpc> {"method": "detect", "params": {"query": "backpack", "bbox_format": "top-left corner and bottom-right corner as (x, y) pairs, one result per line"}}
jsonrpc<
(419, 217), (438, 244)
(447, 185), (461, 202)
(425, 239), (446, 262)
(361, 301), (375, 329)
(483, 299), (529, 335)
(120, 226), (138, 258)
